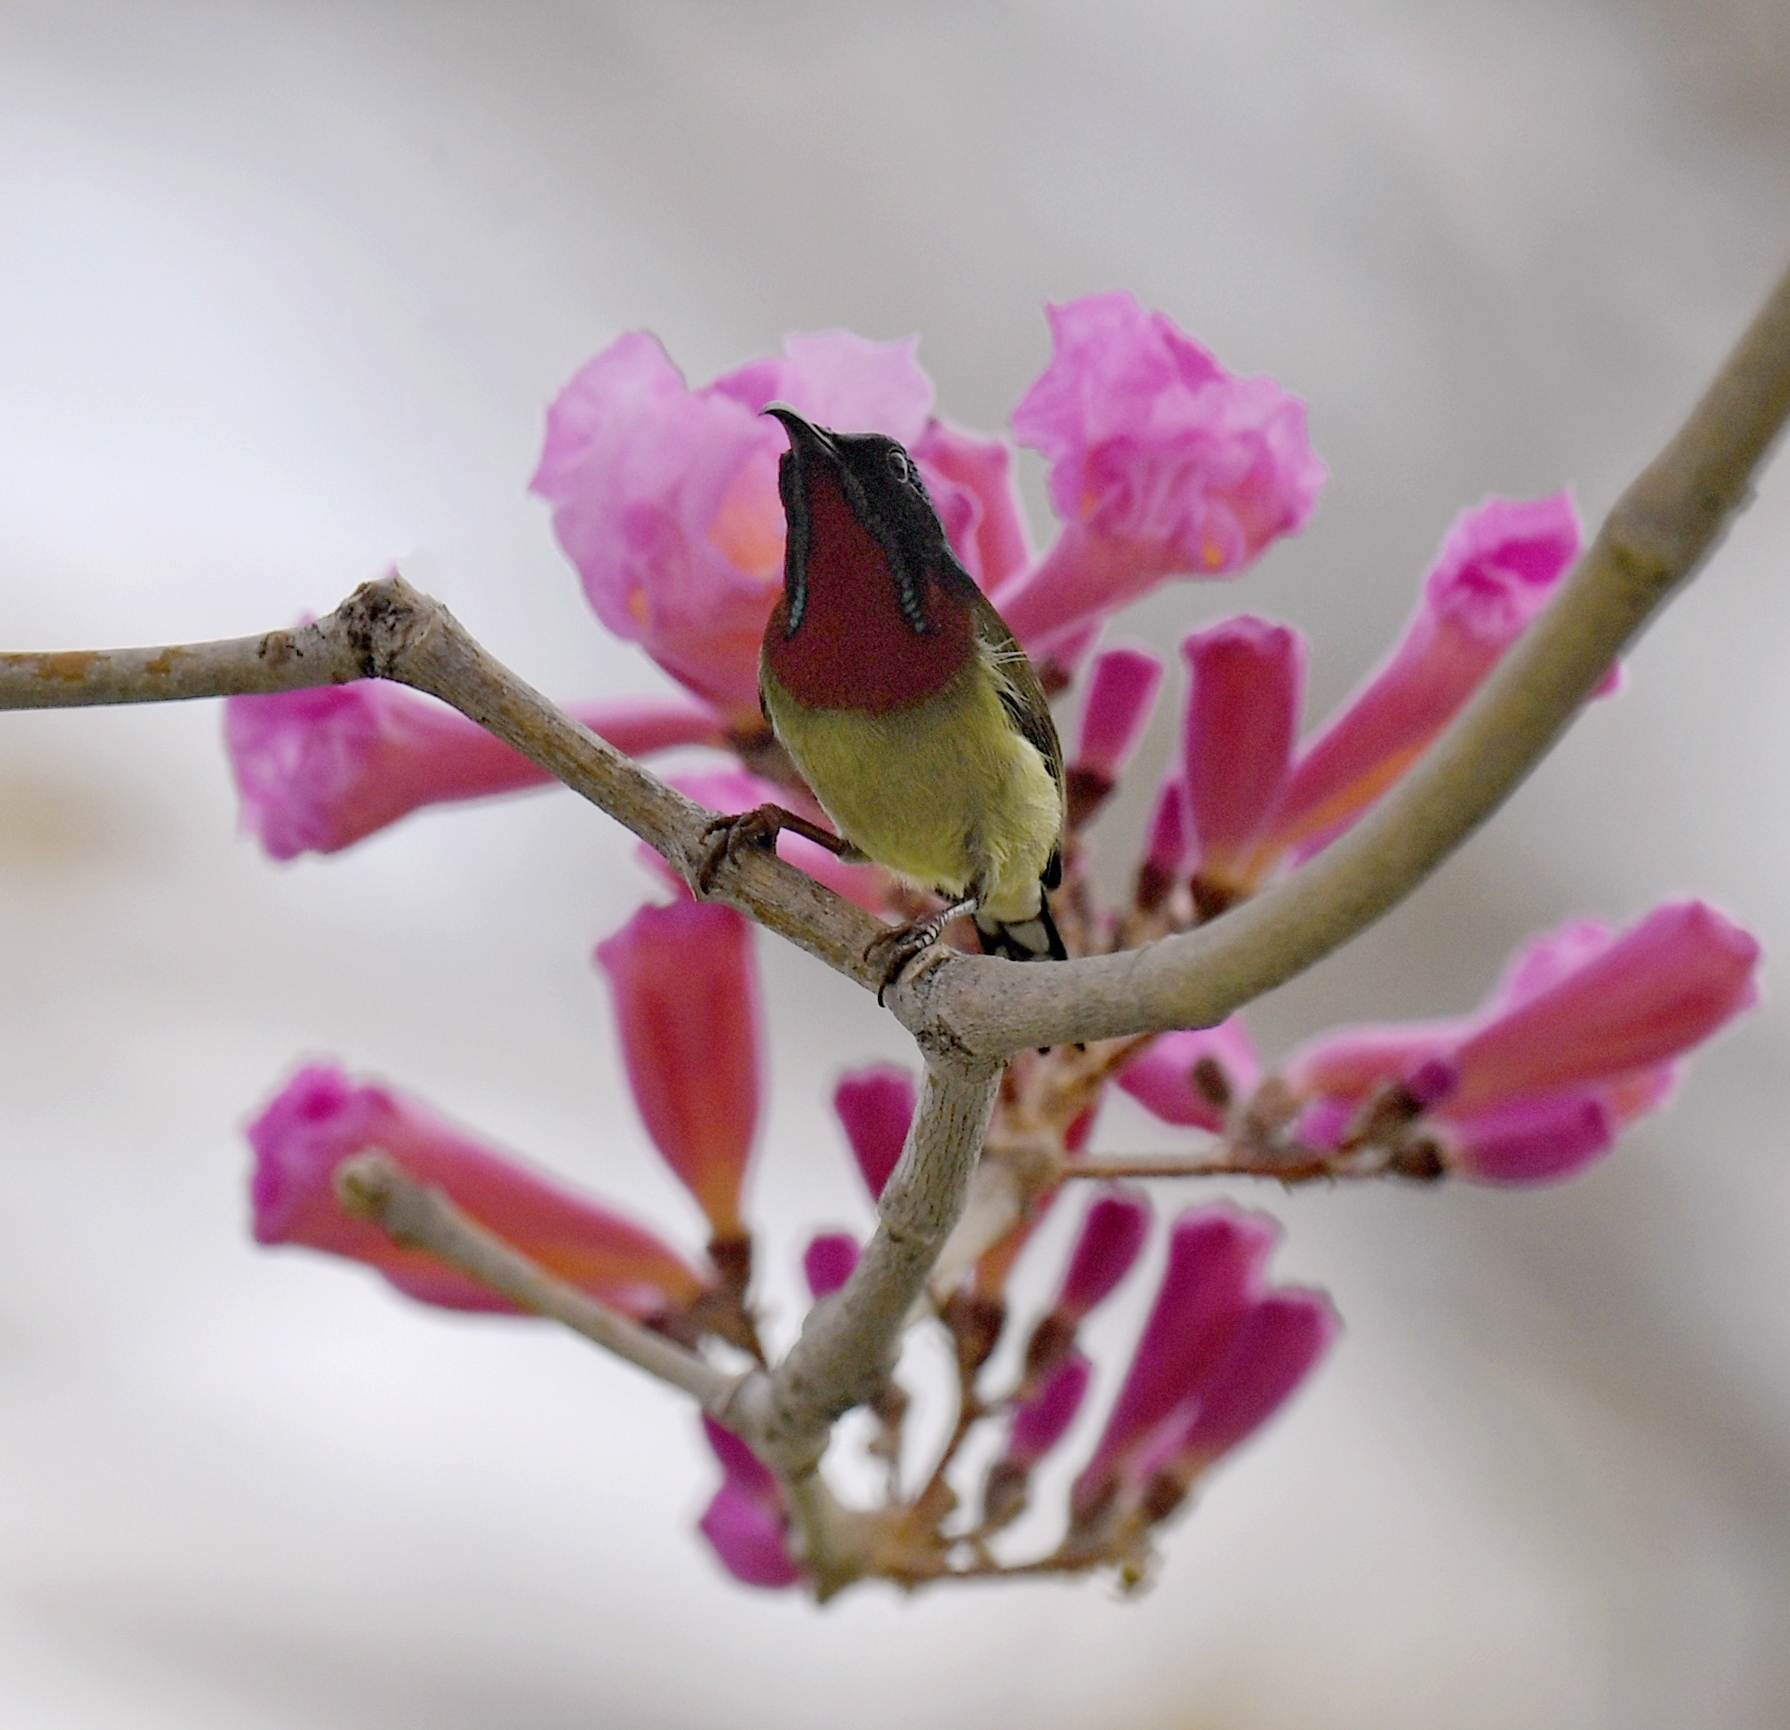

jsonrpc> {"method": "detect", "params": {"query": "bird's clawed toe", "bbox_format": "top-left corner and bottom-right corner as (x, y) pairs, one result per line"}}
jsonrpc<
(695, 804), (783, 895)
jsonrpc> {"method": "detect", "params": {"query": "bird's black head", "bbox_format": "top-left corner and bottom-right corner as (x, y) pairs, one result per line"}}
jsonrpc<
(765, 403), (959, 635)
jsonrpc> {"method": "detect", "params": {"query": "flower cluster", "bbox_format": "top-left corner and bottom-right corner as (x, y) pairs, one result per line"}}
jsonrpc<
(227, 294), (1761, 1594)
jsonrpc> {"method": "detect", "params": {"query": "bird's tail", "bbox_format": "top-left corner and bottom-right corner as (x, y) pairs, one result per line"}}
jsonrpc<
(974, 896), (1067, 963)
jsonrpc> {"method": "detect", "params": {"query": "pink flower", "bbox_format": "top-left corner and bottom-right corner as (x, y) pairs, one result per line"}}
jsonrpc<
(1066, 646), (1165, 825)
(911, 418), (1033, 592)
(1071, 1204), (1333, 1524)
(1054, 1190), (1152, 1323)
(531, 329), (936, 722)
(1008, 1352), (1092, 1466)
(996, 292), (1324, 653)
(247, 1064), (705, 1316)
(802, 1232), (860, 1297)
(1288, 901), (1763, 1183)
(595, 900), (764, 1240)
(1116, 1018), (1262, 1133)
(697, 1415), (800, 1589)
(1261, 493), (1584, 862)
(833, 1064), (917, 1201)
(1179, 617), (1306, 909)
(1135, 778), (1191, 913)
(225, 683), (727, 860)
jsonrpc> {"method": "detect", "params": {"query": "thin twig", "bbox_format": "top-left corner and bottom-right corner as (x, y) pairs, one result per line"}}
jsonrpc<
(334, 1153), (743, 1413)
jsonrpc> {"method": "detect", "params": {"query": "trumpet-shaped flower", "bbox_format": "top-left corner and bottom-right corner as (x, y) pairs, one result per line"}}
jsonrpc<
(1288, 901), (1762, 1183)
(1066, 645), (1165, 825)
(247, 1064), (705, 1316)
(996, 291), (1324, 653)
(225, 682), (727, 860)
(595, 899), (764, 1240)
(533, 329), (945, 722)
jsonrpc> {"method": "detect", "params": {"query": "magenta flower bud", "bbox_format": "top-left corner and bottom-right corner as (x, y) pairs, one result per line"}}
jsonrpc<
(247, 1064), (705, 1315)
(911, 418), (1033, 591)
(697, 1415), (799, 1589)
(1116, 1018), (1262, 1133)
(1148, 1288), (1338, 1485)
(802, 1231), (860, 1297)
(1071, 646), (1166, 785)
(1135, 778), (1190, 912)
(595, 900), (764, 1241)
(996, 292), (1324, 652)
(532, 329), (935, 722)
(669, 767), (888, 911)
(1008, 1351), (1092, 1467)
(832, 1064), (917, 1200)
(1263, 493), (1583, 862)
(225, 683), (727, 861)
(1180, 617), (1306, 906)
(1072, 1204), (1278, 1516)
(1056, 1190), (1152, 1322)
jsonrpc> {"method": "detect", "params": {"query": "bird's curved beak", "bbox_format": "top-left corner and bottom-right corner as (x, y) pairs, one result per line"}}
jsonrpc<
(763, 401), (837, 460)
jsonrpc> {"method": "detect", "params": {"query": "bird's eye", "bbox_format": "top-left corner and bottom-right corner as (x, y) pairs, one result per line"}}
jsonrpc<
(885, 448), (913, 484)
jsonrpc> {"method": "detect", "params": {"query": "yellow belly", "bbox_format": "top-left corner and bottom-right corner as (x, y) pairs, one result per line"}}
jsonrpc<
(761, 655), (1062, 925)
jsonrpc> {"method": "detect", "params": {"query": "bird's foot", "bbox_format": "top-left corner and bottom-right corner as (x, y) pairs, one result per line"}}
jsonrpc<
(867, 896), (978, 1005)
(694, 803), (848, 895)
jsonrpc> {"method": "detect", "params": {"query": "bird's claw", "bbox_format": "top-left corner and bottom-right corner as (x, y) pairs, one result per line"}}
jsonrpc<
(866, 917), (946, 1006)
(695, 805), (781, 896)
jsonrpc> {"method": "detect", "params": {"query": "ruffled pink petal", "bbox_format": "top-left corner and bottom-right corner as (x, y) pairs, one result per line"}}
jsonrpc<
(1116, 1019), (1263, 1132)
(913, 418), (1033, 590)
(802, 1231), (861, 1297)
(595, 900), (763, 1239)
(996, 292), (1323, 648)
(833, 1064), (917, 1201)
(1264, 493), (1582, 860)
(1180, 617), (1305, 898)
(246, 1064), (705, 1315)
(533, 329), (935, 723)
(1447, 901), (1761, 1111)
(226, 683), (728, 860)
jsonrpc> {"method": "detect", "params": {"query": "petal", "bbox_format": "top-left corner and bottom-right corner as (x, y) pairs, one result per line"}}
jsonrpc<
(225, 684), (727, 860)
(699, 1412), (781, 1501)
(1116, 1020), (1262, 1132)
(1070, 645), (1165, 785)
(1073, 1203), (1277, 1512)
(802, 1231), (861, 1297)
(1007, 1352), (1093, 1467)
(1265, 492), (1581, 860)
(697, 1483), (801, 1589)
(1054, 1189), (1152, 1320)
(1448, 901), (1762, 1111)
(1441, 1091), (1617, 1185)
(913, 418), (1034, 590)
(246, 1065), (705, 1315)
(1181, 617), (1305, 898)
(595, 900), (764, 1239)
(832, 1064), (917, 1201)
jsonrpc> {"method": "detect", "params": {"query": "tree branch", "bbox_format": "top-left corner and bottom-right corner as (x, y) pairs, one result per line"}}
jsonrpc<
(334, 1153), (743, 1413)
(897, 253), (1790, 1057)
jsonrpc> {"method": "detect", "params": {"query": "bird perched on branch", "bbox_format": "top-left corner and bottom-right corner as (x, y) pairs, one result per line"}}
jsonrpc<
(704, 404), (1066, 989)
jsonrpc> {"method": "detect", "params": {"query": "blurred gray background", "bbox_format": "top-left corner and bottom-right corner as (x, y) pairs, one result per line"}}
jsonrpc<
(2, 2), (1788, 1725)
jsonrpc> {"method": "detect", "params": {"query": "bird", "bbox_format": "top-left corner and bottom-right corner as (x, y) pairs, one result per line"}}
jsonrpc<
(705, 403), (1067, 991)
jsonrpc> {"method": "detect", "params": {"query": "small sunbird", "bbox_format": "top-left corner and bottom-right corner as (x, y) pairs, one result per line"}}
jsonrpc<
(722, 403), (1066, 983)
